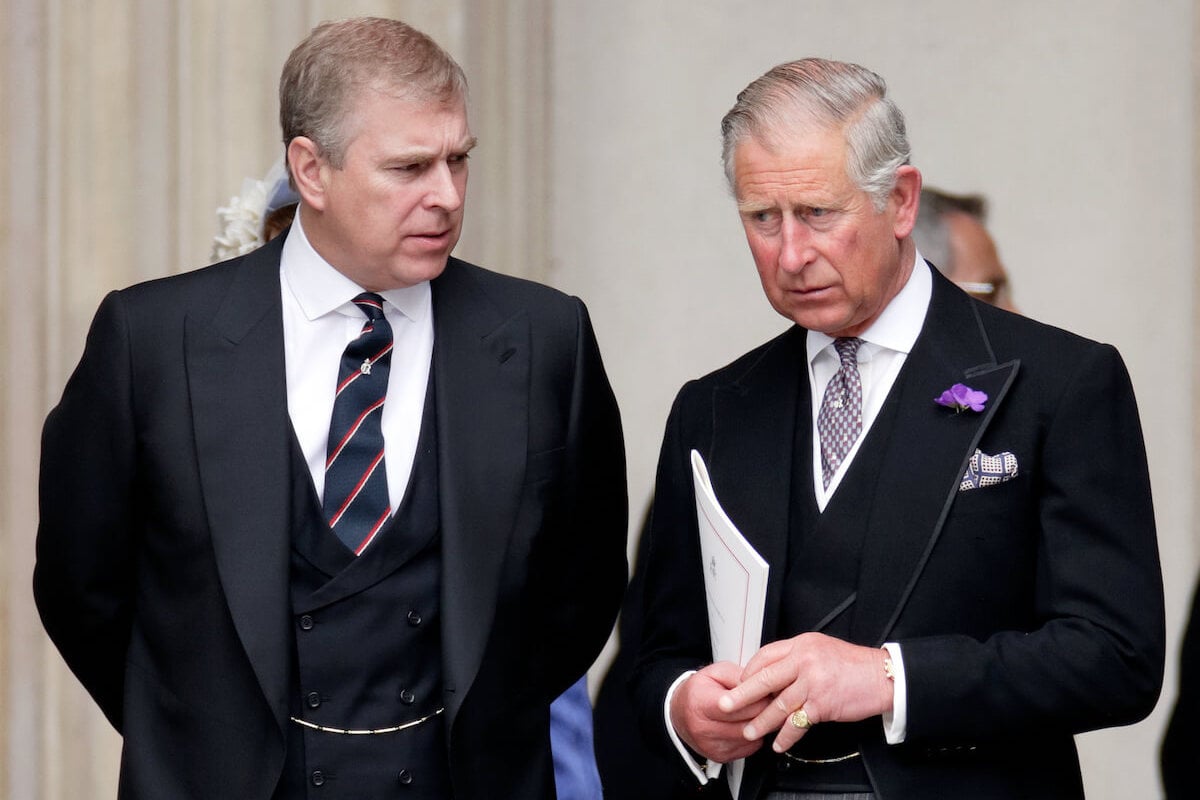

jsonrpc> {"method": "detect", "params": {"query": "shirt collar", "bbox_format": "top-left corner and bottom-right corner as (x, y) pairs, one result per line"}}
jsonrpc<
(807, 247), (932, 364)
(280, 209), (432, 322)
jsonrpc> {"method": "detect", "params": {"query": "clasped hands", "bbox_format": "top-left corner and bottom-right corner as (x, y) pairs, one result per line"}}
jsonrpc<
(669, 632), (895, 763)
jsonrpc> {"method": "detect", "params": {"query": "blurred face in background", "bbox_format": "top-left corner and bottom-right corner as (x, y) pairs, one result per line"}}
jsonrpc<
(945, 211), (1017, 313)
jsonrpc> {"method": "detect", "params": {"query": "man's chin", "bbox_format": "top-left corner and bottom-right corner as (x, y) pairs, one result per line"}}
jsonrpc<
(396, 256), (450, 286)
(784, 308), (858, 337)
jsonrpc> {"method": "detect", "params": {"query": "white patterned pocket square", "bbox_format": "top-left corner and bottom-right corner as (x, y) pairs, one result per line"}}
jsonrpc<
(959, 449), (1018, 492)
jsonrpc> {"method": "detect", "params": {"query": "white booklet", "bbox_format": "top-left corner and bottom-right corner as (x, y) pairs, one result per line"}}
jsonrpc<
(690, 450), (769, 799)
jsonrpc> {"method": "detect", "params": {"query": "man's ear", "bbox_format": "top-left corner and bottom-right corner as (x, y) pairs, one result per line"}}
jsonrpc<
(890, 165), (922, 239)
(287, 137), (328, 211)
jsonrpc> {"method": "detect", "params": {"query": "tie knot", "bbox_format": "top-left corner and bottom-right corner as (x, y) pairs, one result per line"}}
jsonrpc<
(352, 292), (386, 321)
(833, 337), (862, 368)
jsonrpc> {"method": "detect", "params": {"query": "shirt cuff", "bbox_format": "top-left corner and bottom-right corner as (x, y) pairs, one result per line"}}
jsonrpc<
(881, 642), (907, 744)
(664, 670), (720, 783)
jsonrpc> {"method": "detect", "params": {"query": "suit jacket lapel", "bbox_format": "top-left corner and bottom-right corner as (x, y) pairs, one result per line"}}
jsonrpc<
(853, 272), (1020, 644)
(187, 238), (293, 733)
(432, 260), (530, 724)
(709, 327), (807, 644)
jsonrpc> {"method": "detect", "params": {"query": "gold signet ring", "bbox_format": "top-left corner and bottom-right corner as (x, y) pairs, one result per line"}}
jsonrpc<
(789, 708), (812, 729)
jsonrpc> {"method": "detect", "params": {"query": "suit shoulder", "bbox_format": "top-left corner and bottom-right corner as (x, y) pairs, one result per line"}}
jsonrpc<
(107, 238), (283, 322)
(438, 257), (586, 324)
(443, 257), (575, 301)
(666, 326), (801, 420)
(115, 259), (239, 302)
(978, 303), (1124, 368)
(690, 325), (802, 388)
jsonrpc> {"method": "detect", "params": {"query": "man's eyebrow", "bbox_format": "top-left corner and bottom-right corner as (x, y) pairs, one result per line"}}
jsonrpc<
(736, 199), (774, 214)
(386, 137), (478, 163)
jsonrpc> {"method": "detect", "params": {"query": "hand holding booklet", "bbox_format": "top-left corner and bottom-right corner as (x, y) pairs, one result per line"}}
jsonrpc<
(690, 450), (769, 799)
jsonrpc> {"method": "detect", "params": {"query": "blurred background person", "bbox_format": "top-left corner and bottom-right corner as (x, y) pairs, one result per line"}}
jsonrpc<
(912, 187), (1017, 312)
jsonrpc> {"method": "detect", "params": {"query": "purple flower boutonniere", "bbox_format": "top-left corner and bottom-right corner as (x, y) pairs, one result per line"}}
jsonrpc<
(935, 383), (988, 413)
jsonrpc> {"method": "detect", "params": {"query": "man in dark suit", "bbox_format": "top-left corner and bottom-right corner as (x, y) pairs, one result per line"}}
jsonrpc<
(34, 17), (626, 799)
(632, 58), (1163, 799)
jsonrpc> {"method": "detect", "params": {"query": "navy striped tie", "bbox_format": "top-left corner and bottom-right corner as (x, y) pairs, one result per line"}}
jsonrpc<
(323, 293), (393, 554)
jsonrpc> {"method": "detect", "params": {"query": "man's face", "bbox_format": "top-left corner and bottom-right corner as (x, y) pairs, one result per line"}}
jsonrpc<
(945, 212), (1017, 312)
(733, 125), (917, 337)
(301, 89), (475, 291)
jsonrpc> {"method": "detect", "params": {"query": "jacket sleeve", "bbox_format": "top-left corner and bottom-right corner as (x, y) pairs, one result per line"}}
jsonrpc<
(629, 382), (719, 762)
(34, 290), (139, 731)
(537, 298), (629, 698)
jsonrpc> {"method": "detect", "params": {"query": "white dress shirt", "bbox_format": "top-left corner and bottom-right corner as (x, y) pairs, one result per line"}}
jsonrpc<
(809, 251), (931, 508)
(279, 211), (435, 512)
(668, 251), (933, 783)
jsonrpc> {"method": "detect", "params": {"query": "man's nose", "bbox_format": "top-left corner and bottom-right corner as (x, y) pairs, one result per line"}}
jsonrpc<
(425, 162), (464, 211)
(777, 217), (815, 273)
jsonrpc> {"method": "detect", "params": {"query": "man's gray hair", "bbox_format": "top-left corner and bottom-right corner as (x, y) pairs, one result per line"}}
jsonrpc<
(720, 58), (910, 210)
(279, 17), (467, 170)
(912, 188), (988, 275)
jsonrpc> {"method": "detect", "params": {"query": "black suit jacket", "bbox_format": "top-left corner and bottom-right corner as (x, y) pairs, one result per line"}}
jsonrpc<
(1161, 577), (1200, 798)
(633, 267), (1164, 799)
(33, 235), (628, 799)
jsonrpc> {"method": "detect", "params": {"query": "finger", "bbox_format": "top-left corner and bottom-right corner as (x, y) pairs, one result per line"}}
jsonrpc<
(738, 639), (790, 681)
(742, 686), (806, 741)
(704, 660), (746, 690)
(702, 725), (768, 763)
(770, 705), (816, 752)
(719, 658), (795, 714)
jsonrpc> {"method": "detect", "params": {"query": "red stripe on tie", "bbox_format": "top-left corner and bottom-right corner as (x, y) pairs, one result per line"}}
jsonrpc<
(370, 341), (393, 363)
(333, 343), (390, 397)
(327, 449), (386, 528)
(326, 398), (386, 468)
(335, 369), (363, 396)
(355, 297), (384, 312)
(354, 507), (392, 554)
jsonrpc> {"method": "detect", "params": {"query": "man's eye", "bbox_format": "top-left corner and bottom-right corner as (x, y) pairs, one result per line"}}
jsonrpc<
(808, 207), (827, 217)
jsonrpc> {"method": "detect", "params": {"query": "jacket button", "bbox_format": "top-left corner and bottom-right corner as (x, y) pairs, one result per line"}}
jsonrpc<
(306, 691), (322, 709)
(400, 689), (416, 705)
(299, 615), (315, 631)
(311, 770), (326, 786)
(407, 610), (422, 626)
(398, 769), (413, 785)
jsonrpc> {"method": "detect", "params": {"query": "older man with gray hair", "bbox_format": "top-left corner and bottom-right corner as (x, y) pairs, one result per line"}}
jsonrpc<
(632, 57), (1163, 799)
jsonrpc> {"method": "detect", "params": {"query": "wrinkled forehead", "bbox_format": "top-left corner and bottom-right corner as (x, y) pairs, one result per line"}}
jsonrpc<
(732, 119), (851, 185)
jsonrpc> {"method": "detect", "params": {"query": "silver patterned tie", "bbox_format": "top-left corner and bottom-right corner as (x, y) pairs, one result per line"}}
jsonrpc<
(817, 337), (864, 488)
